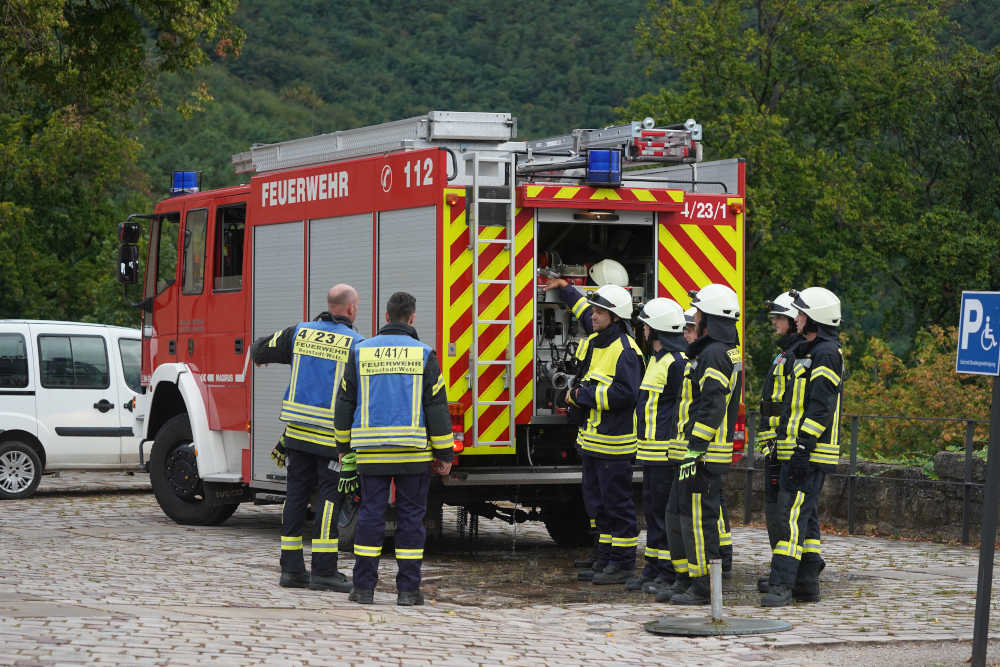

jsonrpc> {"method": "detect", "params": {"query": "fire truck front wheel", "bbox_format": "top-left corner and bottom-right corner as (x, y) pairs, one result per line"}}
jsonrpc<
(150, 414), (238, 525)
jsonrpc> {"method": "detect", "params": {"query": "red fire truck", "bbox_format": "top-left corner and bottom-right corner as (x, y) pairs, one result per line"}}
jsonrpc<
(116, 111), (745, 546)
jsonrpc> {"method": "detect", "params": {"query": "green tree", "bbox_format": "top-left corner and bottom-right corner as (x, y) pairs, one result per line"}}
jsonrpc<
(0, 0), (243, 324)
(622, 0), (1000, 388)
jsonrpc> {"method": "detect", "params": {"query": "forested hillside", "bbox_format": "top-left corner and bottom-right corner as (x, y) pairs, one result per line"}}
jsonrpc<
(139, 0), (670, 190)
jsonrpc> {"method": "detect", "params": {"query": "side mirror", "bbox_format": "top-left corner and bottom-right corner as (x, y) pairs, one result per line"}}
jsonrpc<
(117, 244), (139, 285)
(118, 221), (141, 244)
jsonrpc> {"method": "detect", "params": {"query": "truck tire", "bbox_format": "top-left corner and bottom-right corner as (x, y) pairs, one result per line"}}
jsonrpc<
(150, 414), (238, 525)
(542, 496), (592, 547)
(0, 440), (43, 500)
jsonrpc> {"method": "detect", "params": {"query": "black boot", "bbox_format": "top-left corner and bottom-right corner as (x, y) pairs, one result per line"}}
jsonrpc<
(309, 571), (352, 593)
(624, 568), (657, 591)
(655, 574), (689, 603)
(397, 590), (425, 606)
(761, 583), (793, 607)
(593, 562), (633, 586)
(279, 570), (309, 589)
(792, 557), (825, 602)
(348, 587), (374, 604)
(670, 576), (711, 605)
(757, 576), (770, 594)
(641, 573), (672, 594)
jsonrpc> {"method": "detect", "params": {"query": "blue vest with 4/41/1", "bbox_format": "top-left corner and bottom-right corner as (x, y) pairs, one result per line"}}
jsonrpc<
(279, 320), (363, 430)
(350, 334), (432, 449)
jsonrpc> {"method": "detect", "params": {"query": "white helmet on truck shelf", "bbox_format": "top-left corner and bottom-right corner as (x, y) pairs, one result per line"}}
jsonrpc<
(791, 287), (841, 327)
(689, 284), (740, 320)
(587, 284), (633, 320)
(638, 298), (685, 333)
(589, 259), (629, 287)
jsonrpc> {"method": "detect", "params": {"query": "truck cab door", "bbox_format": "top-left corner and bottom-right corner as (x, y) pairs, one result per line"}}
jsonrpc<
(145, 213), (182, 372)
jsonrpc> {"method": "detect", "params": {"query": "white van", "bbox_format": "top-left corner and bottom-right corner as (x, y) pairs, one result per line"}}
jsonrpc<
(0, 320), (146, 499)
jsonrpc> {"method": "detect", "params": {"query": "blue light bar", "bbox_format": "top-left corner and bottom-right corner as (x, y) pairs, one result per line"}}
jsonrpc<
(586, 149), (622, 187)
(171, 171), (201, 195)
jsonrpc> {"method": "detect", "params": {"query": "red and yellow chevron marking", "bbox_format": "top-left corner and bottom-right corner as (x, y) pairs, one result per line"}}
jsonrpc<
(519, 184), (684, 211)
(658, 195), (745, 319)
(440, 189), (534, 454)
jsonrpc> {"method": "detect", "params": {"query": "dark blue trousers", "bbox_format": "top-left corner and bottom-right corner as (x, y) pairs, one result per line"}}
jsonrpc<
(641, 464), (675, 580)
(582, 454), (638, 568)
(280, 446), (341, 576)
(352, 471), (430, 592)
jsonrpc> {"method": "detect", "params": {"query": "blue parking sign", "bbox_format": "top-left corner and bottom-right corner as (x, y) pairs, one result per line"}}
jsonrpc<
(957, 291), (1000, 375)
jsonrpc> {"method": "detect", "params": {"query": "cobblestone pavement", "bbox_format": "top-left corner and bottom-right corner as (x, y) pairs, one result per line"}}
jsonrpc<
(2, 473), (1000, 665)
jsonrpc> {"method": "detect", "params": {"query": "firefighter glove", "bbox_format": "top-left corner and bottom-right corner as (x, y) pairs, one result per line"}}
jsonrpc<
(678, 452), (701, 481)
(270, 436), (287, 468)
(338, 451), (359, 495)
(758, 437), (776, 459)
(788, 444), (811, 488)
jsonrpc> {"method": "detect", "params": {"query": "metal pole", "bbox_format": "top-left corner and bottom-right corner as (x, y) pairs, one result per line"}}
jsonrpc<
(848, 416), (859, 535)
(971, 377), (1000, 667)
(709, 559), (723, 621)
(745, 412), (756, 525)
(963, 420), (976, 545)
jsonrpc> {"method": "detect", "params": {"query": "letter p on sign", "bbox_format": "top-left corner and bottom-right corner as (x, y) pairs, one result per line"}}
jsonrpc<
(962, 299), (983, 350)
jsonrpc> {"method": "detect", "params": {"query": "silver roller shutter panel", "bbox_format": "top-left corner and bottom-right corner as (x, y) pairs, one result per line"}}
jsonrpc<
(378, 206), (437, 349)
(309, 214), (373, 339)
(252, 221), (304, 486)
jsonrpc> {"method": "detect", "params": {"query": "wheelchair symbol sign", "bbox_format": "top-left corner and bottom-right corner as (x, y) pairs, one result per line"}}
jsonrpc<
(957, 291), (1000, 375)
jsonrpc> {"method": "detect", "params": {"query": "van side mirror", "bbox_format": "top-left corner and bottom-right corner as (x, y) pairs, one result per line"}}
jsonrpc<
(118, 244), (139, 284)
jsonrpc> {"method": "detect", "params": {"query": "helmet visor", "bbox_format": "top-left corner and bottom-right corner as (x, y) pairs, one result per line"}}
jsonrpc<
(588, 292), (618, 312)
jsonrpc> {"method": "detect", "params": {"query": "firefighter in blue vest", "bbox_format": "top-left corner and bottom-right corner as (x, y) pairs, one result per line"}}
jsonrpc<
(629, 297), (687, 593)
(334, 291), (454, 606)
(251, 284), (363, 592)
(664, 284), (743, 605)
(756, 291), (804, 594)
(761, 286), (843, 607)
(543, 277), (643, 585)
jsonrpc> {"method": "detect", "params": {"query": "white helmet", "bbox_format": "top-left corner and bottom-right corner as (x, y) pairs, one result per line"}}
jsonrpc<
(589, 259), (629, 287)
(791, 287), (841, 327)
(638, 298), (685, 333)
(766, 291), (800, 319)
(587, 284), (633, 320)
(684, 307), (697, 327)
(689, 284), (740, 320)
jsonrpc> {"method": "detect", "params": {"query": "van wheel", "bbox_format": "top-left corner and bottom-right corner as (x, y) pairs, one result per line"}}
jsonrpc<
(542, 497), (593, 547)
(0, 440), (43, 500)
(150, 414), (238, 525)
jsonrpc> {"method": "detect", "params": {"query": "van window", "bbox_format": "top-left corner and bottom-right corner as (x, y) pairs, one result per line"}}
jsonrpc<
(39, 335), (110, 389)
(182, 208), (208, 295)
(118, 338), (141, 393)
(213, 204), (245, 291)
(0, 334), (28, 388)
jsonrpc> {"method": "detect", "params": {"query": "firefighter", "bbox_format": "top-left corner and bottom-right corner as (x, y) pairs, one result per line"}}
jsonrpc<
(756, 291), (804, 594)
(761, 287), (842, 607)
(662, 284), (742, 605)
(334, 292), (454, 606)
(542, 278), (643, 585)
(683, 308), (734, 580)
(251, 284), (363, 592)
(629, 297), (687, 593)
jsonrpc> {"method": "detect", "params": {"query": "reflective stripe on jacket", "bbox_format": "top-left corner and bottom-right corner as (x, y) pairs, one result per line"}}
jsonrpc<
(636, 349), (686, 463)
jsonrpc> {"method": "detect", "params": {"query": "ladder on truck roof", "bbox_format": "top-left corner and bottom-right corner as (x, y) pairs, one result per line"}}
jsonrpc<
(470, 153), (517, 449)
(231, 111), (701, 175)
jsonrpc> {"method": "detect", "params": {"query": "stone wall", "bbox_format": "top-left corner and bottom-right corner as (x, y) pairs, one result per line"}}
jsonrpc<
(722, 451), (990, 543)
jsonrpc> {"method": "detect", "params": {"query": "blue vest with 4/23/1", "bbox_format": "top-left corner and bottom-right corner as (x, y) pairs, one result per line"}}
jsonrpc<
(350, 334), (432, 449)
(279, 320), (363, 430)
